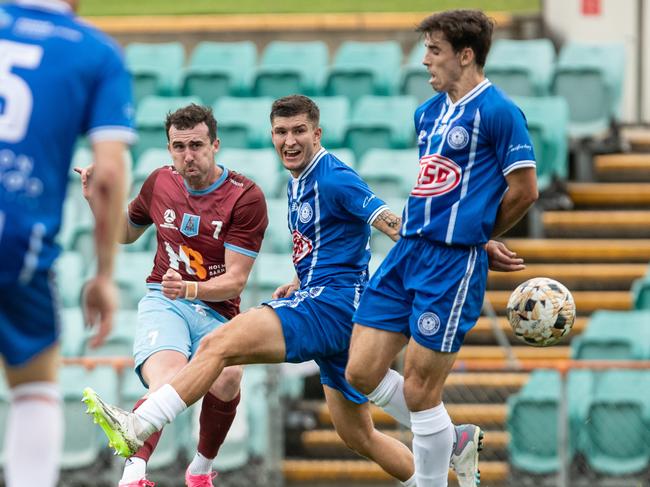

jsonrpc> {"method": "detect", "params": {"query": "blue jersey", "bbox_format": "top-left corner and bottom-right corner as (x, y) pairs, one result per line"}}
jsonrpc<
(0, 0), (136, 285)
(401, 79), (535, 246)
(287, 148), (388, 289)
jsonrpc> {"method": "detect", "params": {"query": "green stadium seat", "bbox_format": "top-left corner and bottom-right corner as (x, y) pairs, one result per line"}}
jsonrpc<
(485, 39), (556, 97)
(242, 365), (271, 458)
(59, 307), (86, 357)
(582, 370), (650, 475)
(60, 365), (118, 470)
(182, 41), (257, 104)
(253, 41), (328, 97)
(344, 96), (418, 159)
(125, 42), (185, 102)
(218, 148), (281, 198)
(112, 251), (154, 309)
(511, 96), (569, 191)
(133, 148), (171, 185)
(328, 147), (357, 170)
(82, 309), (138, 357)
(121, 372), (192, 471)
(262, 198), (291, 254)
(249, 252), (296, 304)
(64, 205), (96, 263)
(326, 41), (403, 101)
(310, 96), (350, 149)
(122, 224), (157, 254)
(54, 251), (86, 308)
(552, 42), (625, 138)
(400, 42), (436, 104)
(631, 272), (650, 310)
(357, 148), (419, 201)
(507, 369), (593, 475)
(133, 95), (201, 159)
(213, 97), (273, 149)
(571, 310), (650, 360)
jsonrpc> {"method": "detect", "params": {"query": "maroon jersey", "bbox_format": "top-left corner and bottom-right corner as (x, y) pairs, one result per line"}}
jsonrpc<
(129, 165), (267, 319)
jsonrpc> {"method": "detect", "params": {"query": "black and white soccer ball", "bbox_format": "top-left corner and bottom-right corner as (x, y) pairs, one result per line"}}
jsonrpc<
(506, 277), (576, 347)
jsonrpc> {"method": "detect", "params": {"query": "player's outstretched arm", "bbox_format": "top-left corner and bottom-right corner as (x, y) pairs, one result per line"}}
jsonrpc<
(82, 140), (127, 347)
(491, 167), (538, 239)
(372, 209), (402, 242)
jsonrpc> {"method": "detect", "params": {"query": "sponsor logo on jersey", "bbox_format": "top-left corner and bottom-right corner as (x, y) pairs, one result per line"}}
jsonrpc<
(299, 202), (313, 223)
(417, 129), (428, 146)
(292, 230), (313, 264)
(160, 208), (177, 229)
(228, 178), (243, 187)
(362, 194), (376, 208)
(447, 126), (470, 150)
(411, 153), (462, 197)
(417, 312), (441, 336)
(180, 213), (200, 237)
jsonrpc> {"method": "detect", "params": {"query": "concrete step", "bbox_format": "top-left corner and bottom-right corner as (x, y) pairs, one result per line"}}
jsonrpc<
(487, 263), (646, 290)
(485, 289), (632, 315)
(542, 210), (650, 238)
(283, 459), (508, 485)
(594, 153), (650, 181)
(503, 238), (650, 263)
(621, 127), (650, 152)
(567, 182), (650, 207)
(467, 316), (588, 344)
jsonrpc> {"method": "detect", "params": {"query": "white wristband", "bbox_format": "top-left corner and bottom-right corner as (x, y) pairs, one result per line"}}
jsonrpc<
(184, 281), (198, 300)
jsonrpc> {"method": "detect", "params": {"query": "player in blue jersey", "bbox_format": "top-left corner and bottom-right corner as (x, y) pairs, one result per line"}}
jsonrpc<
(0, 1), (134, 485)
(345, 10), (539, 487)
(81, 94), (525, 486)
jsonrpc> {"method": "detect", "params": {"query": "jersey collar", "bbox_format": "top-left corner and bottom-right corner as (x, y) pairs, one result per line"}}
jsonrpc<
(294, 147), (327, 182)
(185, 165), (229, 195)
(15, 0), (73, 14)
(445, 78), (492, 108)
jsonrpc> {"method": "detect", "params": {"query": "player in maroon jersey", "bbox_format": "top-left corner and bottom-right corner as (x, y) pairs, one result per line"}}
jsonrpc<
(78, 104), (267, 487)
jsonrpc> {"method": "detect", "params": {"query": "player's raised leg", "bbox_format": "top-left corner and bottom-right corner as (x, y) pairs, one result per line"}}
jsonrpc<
(84, 306), (286, 456)
(323, 386), (416, 486)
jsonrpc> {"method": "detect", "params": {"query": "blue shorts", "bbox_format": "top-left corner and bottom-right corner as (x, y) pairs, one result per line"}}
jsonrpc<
(354, 238), (488, 353)
(0, 270), (60, 366)
(134, 289), (228, 387)
(264, 286), (367, 404)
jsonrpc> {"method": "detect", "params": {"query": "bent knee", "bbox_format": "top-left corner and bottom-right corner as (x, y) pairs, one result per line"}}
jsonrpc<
(208, 365), (243, 400)
(345, 366), (381, 396)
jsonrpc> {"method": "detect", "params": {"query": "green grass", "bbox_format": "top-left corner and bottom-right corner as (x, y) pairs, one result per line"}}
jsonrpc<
(76, 0), (540, 16)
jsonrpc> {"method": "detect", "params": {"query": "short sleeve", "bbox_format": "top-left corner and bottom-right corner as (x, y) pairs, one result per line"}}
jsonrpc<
(223, 185), (268, 258)
(127, 170), (159, 227)
(85, 41), (137, 145)
(485, 101), (536, 176)
(330, 168), (388, 224)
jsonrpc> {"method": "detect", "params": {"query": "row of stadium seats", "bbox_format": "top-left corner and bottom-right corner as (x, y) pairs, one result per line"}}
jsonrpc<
(508, 369), (650, 477)
(0, 364), (271, 481)
(125, 39), (624, 139)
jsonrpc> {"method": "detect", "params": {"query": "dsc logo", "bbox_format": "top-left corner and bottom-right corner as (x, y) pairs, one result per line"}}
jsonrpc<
(411, 154), (462, 197)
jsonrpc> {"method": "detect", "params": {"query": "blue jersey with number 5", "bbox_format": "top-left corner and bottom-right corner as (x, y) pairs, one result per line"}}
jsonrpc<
(0, 0), (136, 284)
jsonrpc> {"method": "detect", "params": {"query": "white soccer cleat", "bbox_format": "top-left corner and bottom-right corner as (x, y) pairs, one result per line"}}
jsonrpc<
(82, 387), (149, 457)
(450, 424), (484, 487)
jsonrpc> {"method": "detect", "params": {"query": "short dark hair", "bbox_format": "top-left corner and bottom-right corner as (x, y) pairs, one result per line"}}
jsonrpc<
(165, 104), (217, 142)
(416, 9), (494, 67)
(270, 95), (320, 126)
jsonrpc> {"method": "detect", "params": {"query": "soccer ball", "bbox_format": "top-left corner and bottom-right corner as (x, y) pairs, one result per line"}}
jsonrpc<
(506, 277), (576, 347)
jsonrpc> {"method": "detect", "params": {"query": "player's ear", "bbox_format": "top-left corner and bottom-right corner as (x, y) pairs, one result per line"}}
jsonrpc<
(212, 137), (220, 152)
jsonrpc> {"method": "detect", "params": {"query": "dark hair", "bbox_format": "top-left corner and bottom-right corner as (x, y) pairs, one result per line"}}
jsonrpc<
(165, 104), (217, 142)
(416, 9), (494, 67)
(270, 95), (320, 126)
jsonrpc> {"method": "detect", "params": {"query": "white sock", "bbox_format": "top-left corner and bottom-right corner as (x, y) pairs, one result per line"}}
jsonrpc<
(188, 452), (214, 475)
(120, 457), (147, 483)
(411, 403), (454, 487)
(367, 369), (411, 427)
(402, 474), (417, 486)
(134, 384), (187, 431)
(4, 382), (62, 487)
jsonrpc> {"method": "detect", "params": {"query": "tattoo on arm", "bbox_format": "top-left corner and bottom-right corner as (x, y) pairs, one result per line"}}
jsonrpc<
(376, 209), (402, 230)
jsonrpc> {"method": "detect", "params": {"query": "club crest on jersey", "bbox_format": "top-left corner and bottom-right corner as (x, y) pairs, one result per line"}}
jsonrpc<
(411, 153), (462, 198)
(417, 312), (441, 336)
(299, 202), (313, 223)
(292, 230), (313, 264)
(180, 213), (200, 237)
(447, 126), (470, 150)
